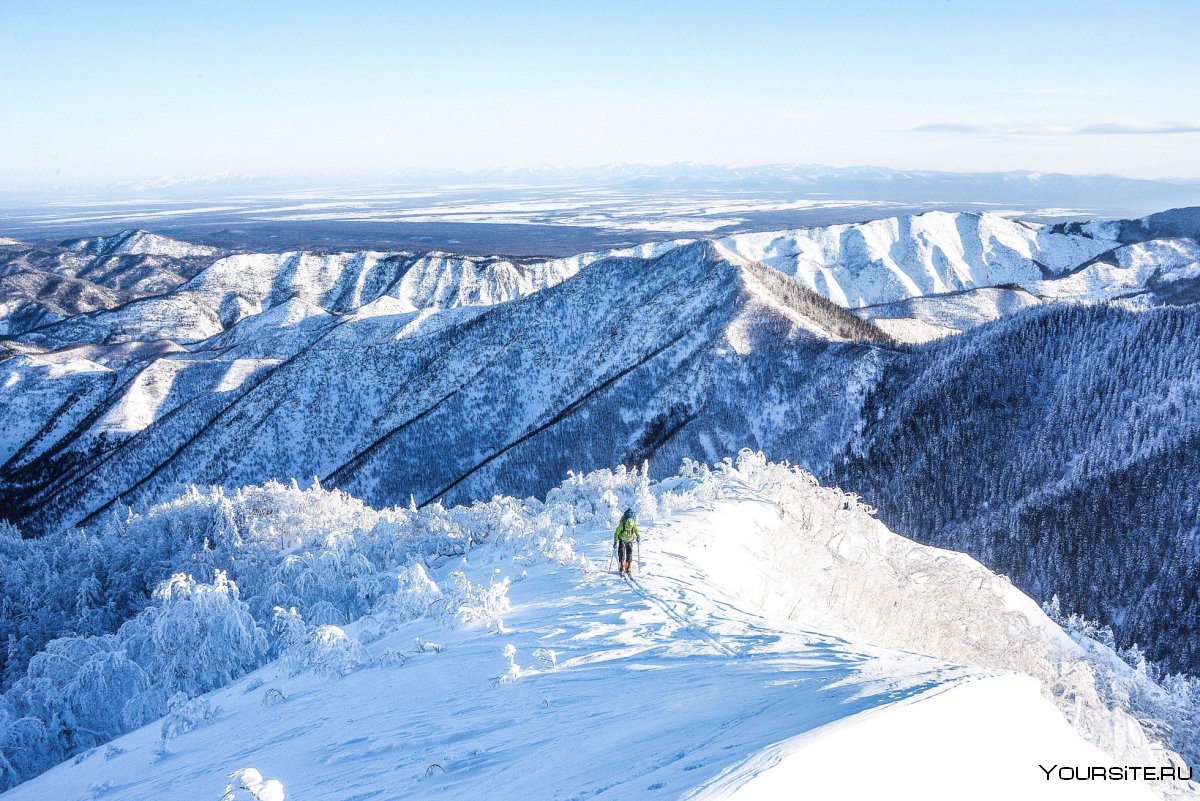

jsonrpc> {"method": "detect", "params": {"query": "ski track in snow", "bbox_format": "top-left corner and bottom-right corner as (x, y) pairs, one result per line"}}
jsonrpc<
(7, 495), (1160, 801)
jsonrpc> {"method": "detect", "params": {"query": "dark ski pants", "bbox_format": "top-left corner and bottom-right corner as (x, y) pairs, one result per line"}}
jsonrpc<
(617, 540), (634, 563)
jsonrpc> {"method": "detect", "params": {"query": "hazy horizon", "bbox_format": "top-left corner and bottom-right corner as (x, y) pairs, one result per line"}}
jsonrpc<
(3, 1), (1198, 191)
(4, 161), (1199, 256)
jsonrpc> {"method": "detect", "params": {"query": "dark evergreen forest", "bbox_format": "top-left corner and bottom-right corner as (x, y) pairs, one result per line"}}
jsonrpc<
(833, 302), (1200, 673)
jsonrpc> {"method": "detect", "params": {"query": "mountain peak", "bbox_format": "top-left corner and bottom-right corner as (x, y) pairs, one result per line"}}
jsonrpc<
(60, 229), (221, 259)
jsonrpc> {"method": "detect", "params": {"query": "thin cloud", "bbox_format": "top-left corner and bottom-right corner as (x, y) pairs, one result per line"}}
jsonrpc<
(912, 122), (1200, 138)
(1076, 122), (1200, 135)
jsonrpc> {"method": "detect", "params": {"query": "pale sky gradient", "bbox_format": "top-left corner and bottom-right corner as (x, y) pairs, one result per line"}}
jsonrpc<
(2, 0), (1198, 190)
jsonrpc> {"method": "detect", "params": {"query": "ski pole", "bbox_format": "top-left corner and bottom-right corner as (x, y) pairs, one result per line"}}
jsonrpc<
(636, 539), (640, 574)
(607, 545), (614, 571)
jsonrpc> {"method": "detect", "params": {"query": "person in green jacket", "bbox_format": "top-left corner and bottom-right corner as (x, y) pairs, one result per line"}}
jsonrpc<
(613, 507), (640, 576)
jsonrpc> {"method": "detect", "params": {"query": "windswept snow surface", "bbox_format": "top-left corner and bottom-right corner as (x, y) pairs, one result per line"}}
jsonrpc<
(692, 672), (1153, 801)
(6, 456), (1188, 800)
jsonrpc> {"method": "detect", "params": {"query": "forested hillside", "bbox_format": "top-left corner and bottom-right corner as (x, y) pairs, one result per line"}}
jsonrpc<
(833, 303), (1200, 673)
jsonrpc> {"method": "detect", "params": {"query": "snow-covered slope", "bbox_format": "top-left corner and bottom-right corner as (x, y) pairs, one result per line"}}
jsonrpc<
(4, 207), (1200, 529)
(716, 209), (1200, 341)
(851, 284), (1044, 343)
(61, 229), (221, 260)
(833, 300), (1200, 677)
(717, 211), (1120, 308)
(2, 456), (1187, 800)
(1033, 237), (1200, 305)
(3, 240), (890, 534)
(0, 233), (222, 339)
(8, 243), (664, 349)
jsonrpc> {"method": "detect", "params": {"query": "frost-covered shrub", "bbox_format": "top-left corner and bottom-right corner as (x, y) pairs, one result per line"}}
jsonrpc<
(532, 649), (557, 669)
(494, 644), (521, 685)
(544, 462), (656, 531)
(437, 571), (511, 630)
(221, 767), (285, 801)
(270, 607), (306, 656)
(375, 563), (443, 623)
(121, 571), (268, 699)
(60, 650), (151, 743)
(0, 716), (56, 789)
(287, 625), (368, 679)
(0, 571), (266, 790)
(1047, 602), (1200, 765)
(377, 650), (408, 668)
(159, 693), (219, 743)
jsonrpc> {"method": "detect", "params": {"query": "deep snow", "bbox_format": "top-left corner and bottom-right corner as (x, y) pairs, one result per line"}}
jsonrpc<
(4, 458), (1185, 800)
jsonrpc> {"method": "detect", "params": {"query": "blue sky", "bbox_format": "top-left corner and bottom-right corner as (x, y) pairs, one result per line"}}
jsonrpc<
(1, 0), (1198, 189)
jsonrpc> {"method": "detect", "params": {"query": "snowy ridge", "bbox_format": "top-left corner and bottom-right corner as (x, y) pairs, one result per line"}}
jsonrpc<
(1, 239), (891, 533)
(176, 248), (593, 322)
(61, 229), (221, 260)
(4, 207), (1200, 529)
(0, 233), (219, 340)
(0, 454), (1190, 799)
(5, 208), (1198, 350)
(1033, 237), (1200, 304)
(9, 243), (658, 349)
(717, 211), (1120, 307)
(851, 285), (1045, 343)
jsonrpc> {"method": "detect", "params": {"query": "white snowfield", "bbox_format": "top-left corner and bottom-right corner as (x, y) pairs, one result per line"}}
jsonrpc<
(7, 456), (1188, 801)
(1031, 238), (1200, 304)
(850, 284), (1044, 342)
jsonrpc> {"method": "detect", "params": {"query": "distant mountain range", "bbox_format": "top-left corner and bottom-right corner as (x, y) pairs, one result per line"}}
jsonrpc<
(2, 205), (1199, 674)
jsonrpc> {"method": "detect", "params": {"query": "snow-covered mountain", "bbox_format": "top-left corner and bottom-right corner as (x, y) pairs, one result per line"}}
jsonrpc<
(717, 209), (1200, 341)
(2, 206), (1199, 688)
(4, 208), (1197, 532)
(2, 208), (1195, 348)
(0, 230), (222, 338)
(61, 229), (222, 260)
(1, 457), (1192, 799)
(1, 239), (886, 536)
(719, 211), (1118, 307)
